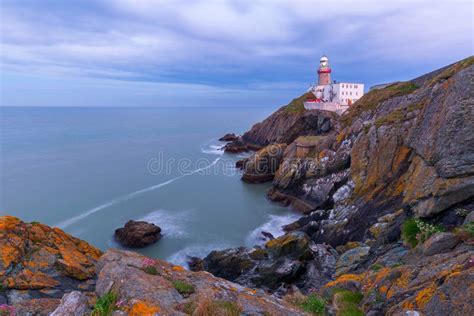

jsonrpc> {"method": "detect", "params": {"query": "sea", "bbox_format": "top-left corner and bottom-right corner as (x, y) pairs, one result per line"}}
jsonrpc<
(0, 106), (299, 266)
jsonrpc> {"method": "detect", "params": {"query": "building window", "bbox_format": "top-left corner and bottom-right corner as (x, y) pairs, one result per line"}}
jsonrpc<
(350, 92), (352, 95)
(355, 92), (358, 96)
(354, 85), (358, 88)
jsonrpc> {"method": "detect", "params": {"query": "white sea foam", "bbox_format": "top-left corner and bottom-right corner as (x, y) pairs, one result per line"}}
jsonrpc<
(139, 209), (194, 238)
(201, 143), (224, 155)
(167, 243), (231, 268)
(56, 158), (221, 229)
(245, 213), (301, 247)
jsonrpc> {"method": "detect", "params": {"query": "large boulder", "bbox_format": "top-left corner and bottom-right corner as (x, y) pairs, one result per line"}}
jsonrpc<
(242, 144), (287, 183)
(50, 291), (90, 316)
(0, 216), (102, 314)
(422, 232), (460, 256)
(114, 220), (162, 248)
(95, 249), (303, 315)
(202, 232), (337, 294)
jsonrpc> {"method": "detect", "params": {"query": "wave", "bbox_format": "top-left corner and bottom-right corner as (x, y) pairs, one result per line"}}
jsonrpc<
(201, 138), (225, 155)
(201, 144), (224, 155)
(167, 243), (231, 268)
(139, 209), (194, 238)
(56, 157), (221, 229)
(245, 213), (301, 248)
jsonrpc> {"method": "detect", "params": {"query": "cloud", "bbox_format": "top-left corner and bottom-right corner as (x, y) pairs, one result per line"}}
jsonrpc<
(0, 0), (472, 106)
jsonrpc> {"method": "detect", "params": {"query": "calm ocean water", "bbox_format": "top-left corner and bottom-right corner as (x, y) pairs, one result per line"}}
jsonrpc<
(0, 106), (299, 265)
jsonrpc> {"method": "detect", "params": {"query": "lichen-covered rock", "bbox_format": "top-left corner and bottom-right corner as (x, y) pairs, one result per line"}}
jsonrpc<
(335, 246), (370, 276)
(202, 232), (337, 294)
(422, 232), (460, 256)
(96, 249), (303, 315)
(0, 216), (102, 314)
(242, 143), (287, 183)
(50, 291), (90, 316)
(325, 242), (473, 315)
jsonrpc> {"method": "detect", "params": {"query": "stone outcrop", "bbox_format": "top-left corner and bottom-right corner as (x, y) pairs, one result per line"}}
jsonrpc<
(0, 216), (101, 314)
(199, 57), (474, 315)
(242, 98), (339, 148)
(95, 249), (303, 315)
(267, 57), (474, 248)
(114, 220), (162, 248)
(242, 143), (287, 183)
(323, 242), (473, 315)
(201, 232), (337, 294)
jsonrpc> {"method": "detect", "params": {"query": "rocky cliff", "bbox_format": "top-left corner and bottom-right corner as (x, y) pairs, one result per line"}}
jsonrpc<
(1, 58), (473, 316)
(208, 57), (474, 315)
(0, 216), (303, 315)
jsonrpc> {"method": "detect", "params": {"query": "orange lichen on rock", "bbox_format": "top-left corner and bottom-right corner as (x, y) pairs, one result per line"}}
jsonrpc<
(5, 269), (59, 290)
(415, 283), (436, 309)
(323, 273), (363, 288)
(129, 300), (161, 316)
(172, 265), (185, 272)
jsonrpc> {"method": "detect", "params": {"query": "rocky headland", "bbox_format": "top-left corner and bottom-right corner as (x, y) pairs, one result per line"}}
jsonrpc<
(1, 57), (473, 315)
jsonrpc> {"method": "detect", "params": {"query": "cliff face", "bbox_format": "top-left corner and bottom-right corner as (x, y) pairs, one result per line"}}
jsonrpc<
(205, 57), (474, 315)
(267, 57), (474, 246)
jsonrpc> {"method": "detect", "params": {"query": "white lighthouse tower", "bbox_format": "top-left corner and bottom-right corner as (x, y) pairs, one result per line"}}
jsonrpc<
(318, 55), (331, 85)
(304, 54), (365, 114)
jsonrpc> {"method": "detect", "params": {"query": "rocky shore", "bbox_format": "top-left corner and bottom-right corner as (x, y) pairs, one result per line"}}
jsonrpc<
(1, 57), (473, 315)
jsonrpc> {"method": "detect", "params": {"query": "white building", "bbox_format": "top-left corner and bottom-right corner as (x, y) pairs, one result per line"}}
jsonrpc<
(304, 55), (364, 113)
(332, 82), (364, 106)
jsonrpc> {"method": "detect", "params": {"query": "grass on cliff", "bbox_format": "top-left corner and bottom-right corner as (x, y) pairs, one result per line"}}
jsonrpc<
(91, 291), (117, 316)
(341, 81), (418, 127)
(284, 92), (315, 115)
(428, 56), (474, 86)
(184, 298), (242, 316)
(332, 289), (364, 316)
(172, 280), (195, 296)
(284, 292), (326, 315)
(454, 221), (474, 242)
(401, 218), (444, 248)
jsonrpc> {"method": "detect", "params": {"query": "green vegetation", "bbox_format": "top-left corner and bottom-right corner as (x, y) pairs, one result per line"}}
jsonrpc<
(332, 289), (364, 316)
(214, 301), (242, 316)
(374, 100), (426, 128)
(91, 291), (117, 316)
(454, 221), (474, 242)
(455, 208), (469, 217)
(300, 294), (326, 315)
(284, 92), (315, 114)
(401, 218), (444, 247)
(30, 221), (40, 225)
(182, 299), (241, 316)
(341, 81), (419, 127)
(428, 56), (474, 86)
(172, 280), (195, 296)
(370, 263), (383, 271)
(142, 265), (158, 275)
(401, 219), (420, 248)
(338, 304), (365, 316)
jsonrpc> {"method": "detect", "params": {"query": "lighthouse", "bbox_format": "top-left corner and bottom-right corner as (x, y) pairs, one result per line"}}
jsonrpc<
(304, 54), (365, 114)
(317, 55), (331, 85)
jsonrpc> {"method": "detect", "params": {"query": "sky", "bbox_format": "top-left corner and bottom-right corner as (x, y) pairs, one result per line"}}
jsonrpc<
(0, 0), (473, 107)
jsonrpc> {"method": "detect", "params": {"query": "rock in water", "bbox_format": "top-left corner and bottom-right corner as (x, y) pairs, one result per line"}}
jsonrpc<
(219, 133), (239, 142)
(114, 220), (162, 248)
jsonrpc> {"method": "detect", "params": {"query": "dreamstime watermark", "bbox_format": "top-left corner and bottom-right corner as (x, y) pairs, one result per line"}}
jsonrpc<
(146, 145), (302, 177)
(146, 152), (239, 176)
